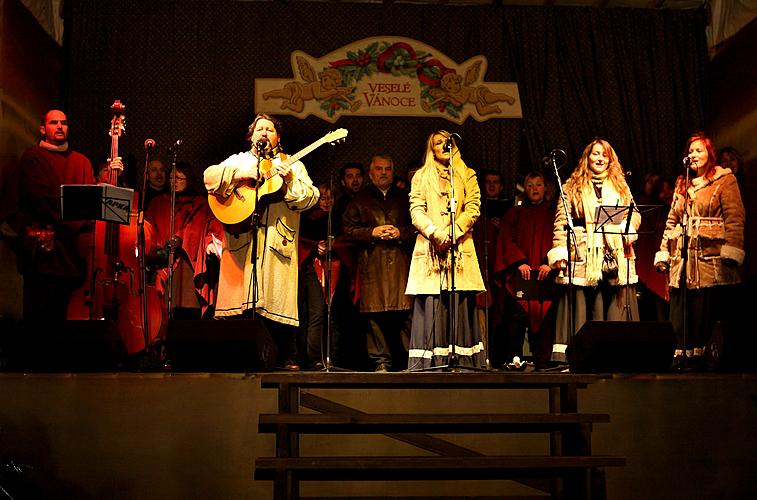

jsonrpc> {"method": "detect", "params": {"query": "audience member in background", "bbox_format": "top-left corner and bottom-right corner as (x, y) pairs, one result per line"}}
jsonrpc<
(343, 154), (414, 372)
(655, 132), (745, 369)
(495, 171), (556, 370)
(146, 161), (223, 319)
(547, 139), (641, 363)
(405, 131), (485, 369)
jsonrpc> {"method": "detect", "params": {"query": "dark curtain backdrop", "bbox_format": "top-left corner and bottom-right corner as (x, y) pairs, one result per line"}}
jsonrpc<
(61, 1), (707, 195)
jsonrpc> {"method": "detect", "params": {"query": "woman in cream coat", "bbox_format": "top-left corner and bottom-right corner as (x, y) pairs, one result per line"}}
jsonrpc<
(405, 131), (485, 369)
(547, 139), (640, 363)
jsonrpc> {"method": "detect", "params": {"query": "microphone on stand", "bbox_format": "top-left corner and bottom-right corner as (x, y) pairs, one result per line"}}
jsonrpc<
(168, 139), (182, 152)
(683, 157), (693, 167)
(445, 133), (461, 150)
(541, 149), (567, 166)
(255, 138), (268, 154)
(144, 138), (156, 149)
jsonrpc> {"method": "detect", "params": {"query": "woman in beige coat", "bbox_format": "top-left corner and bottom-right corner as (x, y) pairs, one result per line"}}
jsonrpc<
(405, 131), (485, 369)
(547, 139), (641, 363)
(654, 132), (745, 368)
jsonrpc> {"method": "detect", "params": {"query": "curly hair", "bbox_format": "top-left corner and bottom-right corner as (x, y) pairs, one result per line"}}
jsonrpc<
(564, 139), (631, 202)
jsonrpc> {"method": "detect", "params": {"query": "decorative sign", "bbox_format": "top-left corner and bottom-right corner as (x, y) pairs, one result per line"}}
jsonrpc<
(255, 37), (522, 124)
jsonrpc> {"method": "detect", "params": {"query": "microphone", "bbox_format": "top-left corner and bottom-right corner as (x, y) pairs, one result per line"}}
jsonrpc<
(144, 138), (156, 149)
(255, 138), (268, 153)
(625, 170), (632, 177)
(445, 133), (461, 150)
(683, 157), (693, 167)
(541, 149), (567, 165)
(168, 139), (182, 152)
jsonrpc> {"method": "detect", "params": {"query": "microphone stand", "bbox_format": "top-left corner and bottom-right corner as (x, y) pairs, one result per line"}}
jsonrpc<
(138, 144), (152, 352)
(678, 160), (692, 365)
(549, 151), (580, 363)
(481, 193), (492, 370)
(166, 142), (180, 321)
(249, 140), (266, 321)
(446, 137), (460, 369)
(322, 165), (349, 373)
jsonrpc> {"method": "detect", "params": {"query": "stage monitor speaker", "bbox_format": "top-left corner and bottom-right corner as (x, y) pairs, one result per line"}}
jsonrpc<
(165, 319), (276, 372)
(1, 320), (125, 372)
(566, 321), (676, 373)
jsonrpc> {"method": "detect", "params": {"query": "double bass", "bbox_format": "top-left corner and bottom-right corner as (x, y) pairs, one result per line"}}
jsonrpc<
(67, 100), (165, 356)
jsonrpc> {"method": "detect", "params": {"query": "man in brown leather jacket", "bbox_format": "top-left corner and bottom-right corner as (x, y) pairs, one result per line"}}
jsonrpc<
(342, 154), (415, 371)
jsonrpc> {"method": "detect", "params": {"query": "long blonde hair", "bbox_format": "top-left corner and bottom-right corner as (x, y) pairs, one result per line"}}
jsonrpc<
(564, 139), (631, 202)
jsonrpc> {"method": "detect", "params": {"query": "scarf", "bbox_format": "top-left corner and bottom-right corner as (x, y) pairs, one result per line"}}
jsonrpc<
(39, 140), (69, 152)
(579, 177), (626, 285)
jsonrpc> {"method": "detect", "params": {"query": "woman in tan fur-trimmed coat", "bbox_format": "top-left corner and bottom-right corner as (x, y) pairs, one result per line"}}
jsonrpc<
(405, 131), (486, 369)
(654, 132), (745, 366)
(547, 139), (641, 363)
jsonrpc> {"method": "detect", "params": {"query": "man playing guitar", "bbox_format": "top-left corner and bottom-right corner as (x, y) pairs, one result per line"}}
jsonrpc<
(204, 113), (320, 370)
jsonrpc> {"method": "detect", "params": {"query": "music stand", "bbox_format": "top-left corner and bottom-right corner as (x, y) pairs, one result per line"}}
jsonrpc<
(593, 203), (662, 320)
(61, 184), (133, 224)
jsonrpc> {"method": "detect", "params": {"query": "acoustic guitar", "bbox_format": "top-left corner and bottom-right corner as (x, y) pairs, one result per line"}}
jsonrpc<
(208, 128), (348, 224)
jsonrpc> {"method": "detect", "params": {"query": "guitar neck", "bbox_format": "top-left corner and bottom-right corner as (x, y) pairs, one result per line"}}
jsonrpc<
(262, 139), (325, 180)
(287, 139), (325, 165)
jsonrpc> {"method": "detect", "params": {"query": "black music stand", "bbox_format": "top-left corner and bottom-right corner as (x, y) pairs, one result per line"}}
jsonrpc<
(593, 203), (662, 320)
(61, 184), (133, 224)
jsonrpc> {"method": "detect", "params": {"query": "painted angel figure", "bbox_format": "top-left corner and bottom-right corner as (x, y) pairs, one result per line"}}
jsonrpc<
(423, 61), (516, 115)
(263, 57), (360, 113)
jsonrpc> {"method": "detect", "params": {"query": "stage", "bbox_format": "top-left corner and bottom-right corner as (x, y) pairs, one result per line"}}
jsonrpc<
(1, 371), (755, 499)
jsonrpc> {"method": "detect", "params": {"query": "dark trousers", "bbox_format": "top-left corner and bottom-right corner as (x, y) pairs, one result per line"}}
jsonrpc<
(300, 264), (344, 367)
(669, 284), (734, 351)
(366, 310), (411, 369)
(505, 299), (555, 368)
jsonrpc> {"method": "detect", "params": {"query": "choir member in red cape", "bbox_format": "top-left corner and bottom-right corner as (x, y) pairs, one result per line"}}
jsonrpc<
(15, 109), (95, 319)
(146, 161), (223, 319)
(494, 171), (556, 370)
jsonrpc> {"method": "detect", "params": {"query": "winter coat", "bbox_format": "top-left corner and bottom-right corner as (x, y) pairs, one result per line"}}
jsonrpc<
(654, 167), (744, 290)
(547, 180), (640, 287)
(405, 161), (485, 295)
(342, 184), (414, 312)
(204, 151), (319, 325)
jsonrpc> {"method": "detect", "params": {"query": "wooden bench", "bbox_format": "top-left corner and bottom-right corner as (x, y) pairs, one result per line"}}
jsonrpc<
(255, 372), (624, 499)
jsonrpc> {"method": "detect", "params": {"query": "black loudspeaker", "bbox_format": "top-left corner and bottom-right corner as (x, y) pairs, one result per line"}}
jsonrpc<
(165, 319), (276, 372)
(1, 320), (125, 372)
(566, 321), (676, 373)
